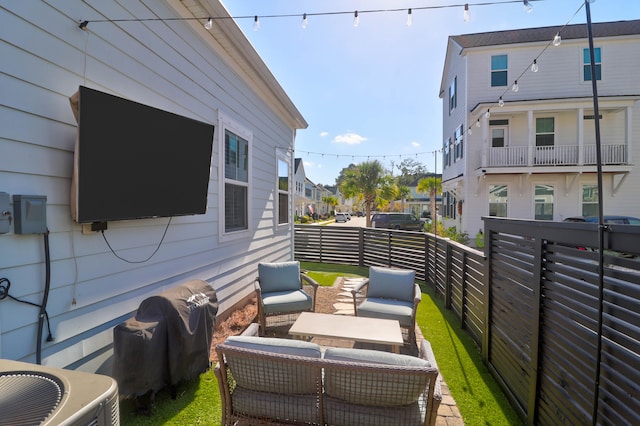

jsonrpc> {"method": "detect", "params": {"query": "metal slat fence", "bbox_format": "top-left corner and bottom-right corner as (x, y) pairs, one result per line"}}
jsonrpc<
(294, 221), (640, 425)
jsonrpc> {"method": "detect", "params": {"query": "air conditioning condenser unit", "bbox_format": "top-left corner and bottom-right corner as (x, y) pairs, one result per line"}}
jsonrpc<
(0, 358), (119, 425)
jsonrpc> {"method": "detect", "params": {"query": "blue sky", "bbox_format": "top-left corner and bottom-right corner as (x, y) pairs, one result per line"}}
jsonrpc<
(221, 0), (640, 186)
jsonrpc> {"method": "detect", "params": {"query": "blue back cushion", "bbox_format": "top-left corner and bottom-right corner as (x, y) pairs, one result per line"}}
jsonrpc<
(258, 261), (300, 293)
(367, 266), (415, 302)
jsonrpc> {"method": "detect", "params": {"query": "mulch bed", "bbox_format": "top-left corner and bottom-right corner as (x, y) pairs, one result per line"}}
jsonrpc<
(210, 283), (343, 362)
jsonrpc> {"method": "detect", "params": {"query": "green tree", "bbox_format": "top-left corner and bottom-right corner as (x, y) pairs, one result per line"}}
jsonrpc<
(396, 158), (429, 186)
(417, 176), (442, 229)
(340, 160), (396, 227)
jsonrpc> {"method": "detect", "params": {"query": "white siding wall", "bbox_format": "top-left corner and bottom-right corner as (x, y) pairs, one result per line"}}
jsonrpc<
(1, 1), (297, 370)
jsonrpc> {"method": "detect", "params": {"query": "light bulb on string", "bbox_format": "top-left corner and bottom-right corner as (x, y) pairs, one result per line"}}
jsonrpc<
(499, 97), (504, 107)
(253, 16), (260, 31)
(406, 9), (413, 27)
(512, 80), (519, 92)
(463, 4), (470, 22)
(553, 33), (561, 46)
(353, 11), (360, 27)
(204, 17), (212, 30)
(531, 59), (538, 72)
(301, 13), (308, 29)
(485, 109), (491, 119)
(523, 0), (533, 13)
(476, 118), (481, 128)
(468, 127), (473, 135)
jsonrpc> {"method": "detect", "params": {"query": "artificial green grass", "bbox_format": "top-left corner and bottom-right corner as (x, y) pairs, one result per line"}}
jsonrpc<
(120, 369), (221, 425)
(417, 284), (522, 425)
(300, 261), (368, 286)
(120, 262), (520, 425)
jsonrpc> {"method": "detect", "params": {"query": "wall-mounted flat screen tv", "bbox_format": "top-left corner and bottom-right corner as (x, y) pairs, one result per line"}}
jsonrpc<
(70, 86), (215, 224)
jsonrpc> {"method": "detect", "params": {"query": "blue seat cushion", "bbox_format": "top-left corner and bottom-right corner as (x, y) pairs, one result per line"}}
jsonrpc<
(367, 266), (415, 302)
(262, 289), (312, 314)
(357, 298), (414, 327)
(258, 261), (301, 293)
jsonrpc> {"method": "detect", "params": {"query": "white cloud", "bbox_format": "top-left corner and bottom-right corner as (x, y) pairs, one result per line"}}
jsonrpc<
(331, 132), (367, 145)
(411, 141), (421, 148)
(320, 131), (329, 137)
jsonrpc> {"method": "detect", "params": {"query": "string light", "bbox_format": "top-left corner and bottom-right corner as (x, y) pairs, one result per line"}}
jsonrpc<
(253, 15), (260, 31)
(523, 0), (533, 13)
(204, 17), (212, 30)
(499, 97), (505, 107)
(485, 109), (491, 119)
(78, 1), (548, 30)
(463, 4), (470, 22)
(553, 33), (561, 46)
(353, 11), (360, 27)
(511, 80), (519, 92)
(406, 9), (413, 27)
(301, 13), (308, 29)
(531, 59), (538, 72)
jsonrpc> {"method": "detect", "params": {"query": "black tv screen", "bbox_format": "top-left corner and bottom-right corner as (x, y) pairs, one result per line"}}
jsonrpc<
(72, 86), (214, 224)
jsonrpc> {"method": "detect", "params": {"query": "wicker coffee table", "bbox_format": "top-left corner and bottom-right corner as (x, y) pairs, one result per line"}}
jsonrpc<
(289, 312), (404, 353)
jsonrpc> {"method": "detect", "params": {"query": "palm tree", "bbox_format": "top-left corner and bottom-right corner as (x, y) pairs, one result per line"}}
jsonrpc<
(397, 185), (411, 212)
(417, 176), (442, 226)
(322, 195), (339, 215)
(340, 160), (396, 227)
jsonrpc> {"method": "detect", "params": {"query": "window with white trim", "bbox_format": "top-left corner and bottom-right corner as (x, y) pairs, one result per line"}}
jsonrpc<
(489, 184), (508, 217)
(449, 77), (457, 113)
(277, 155), (290, 226)
(491, 55), (508, 87)
(534, 185), (554, 220)
(536, 117), (555, 147)
(583, 47), (601, 81)
(219, 113), (252, 239)
(582, 184), (598, 216)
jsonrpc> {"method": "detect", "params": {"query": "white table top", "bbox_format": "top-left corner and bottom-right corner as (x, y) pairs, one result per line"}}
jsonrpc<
(289, 312), (404, 347)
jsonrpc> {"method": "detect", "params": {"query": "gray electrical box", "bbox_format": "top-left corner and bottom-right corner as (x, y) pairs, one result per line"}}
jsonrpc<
(13, 195), (47, 234)
(0, 192), (11, 234)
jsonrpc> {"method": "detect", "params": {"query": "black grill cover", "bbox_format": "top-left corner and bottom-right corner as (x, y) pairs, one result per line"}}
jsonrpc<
(113, 279), (218, 397)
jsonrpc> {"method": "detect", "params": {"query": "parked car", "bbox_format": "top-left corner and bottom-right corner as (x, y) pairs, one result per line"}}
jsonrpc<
(371, 213), (424, 231)
(563, 215), (640, 225)
(335, 212), (348, 223)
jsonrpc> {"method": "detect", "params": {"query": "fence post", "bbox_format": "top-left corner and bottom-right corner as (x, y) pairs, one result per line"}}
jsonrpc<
(444, 242), (452, 309)
(358, 228), (364, 267)
(461, 250), (468, 330)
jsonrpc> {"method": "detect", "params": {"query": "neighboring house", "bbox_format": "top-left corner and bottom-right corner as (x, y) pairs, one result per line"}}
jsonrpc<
(404, 174), (442, 218)
(439, 19), (640, 239)
(293, 158), (311, 217)
(1, 1), (306, 372)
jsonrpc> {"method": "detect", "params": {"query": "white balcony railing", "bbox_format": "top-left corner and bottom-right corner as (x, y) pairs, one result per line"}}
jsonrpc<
(483, 144), (627, 168)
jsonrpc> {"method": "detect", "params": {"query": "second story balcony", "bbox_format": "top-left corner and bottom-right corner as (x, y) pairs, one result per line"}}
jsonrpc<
(469, 97), (637, 174)
(482, 143), (628, 168)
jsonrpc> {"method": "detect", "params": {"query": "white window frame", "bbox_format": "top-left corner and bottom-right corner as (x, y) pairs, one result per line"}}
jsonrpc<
(218, 112), (252, 242)
(582, 46), (602, 82)
(489, 184), (508, 217)
(581, 183), (599, 217)
(276, 149), (292, 229)
(533, 183), (554, 221)
(449, 76), (457, 114)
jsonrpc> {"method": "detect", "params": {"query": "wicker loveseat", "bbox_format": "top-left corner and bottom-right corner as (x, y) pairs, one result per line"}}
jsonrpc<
(214, 335), (442, 425)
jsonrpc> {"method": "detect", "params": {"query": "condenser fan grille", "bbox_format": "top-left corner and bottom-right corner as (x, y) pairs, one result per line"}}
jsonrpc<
(0, 371), (63, 425)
